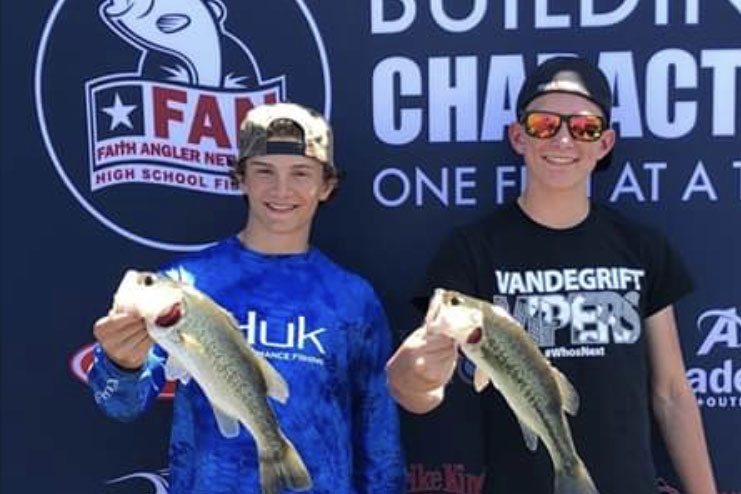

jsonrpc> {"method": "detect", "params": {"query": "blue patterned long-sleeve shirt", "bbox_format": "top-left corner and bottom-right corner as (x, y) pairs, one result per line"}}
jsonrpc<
(88, 237), (404, 494)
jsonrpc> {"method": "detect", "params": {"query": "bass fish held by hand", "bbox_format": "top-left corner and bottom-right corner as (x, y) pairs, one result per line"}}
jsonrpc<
(425, 288), (599, 494)
(113, 269), (312, 494)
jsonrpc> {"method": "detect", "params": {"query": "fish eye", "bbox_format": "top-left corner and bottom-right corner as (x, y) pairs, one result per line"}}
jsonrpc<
(143, 275), (155, 287)
(451, 296), (461, 306)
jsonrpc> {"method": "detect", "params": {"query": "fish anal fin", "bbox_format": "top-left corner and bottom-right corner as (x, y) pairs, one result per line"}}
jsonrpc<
(164, 355), (191, 384)
(212, 405), (241, 438)
(518, 418), (539, 452)
(256, 356), (289, 404)
(473, 367), (491, 393)
(551, 366), (579, 416)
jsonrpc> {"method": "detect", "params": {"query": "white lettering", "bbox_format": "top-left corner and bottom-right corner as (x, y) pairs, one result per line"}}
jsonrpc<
(481, 55), (525, 141)
(646, 49), (697, 138)
(701, 50), (741, 136)
(374, 167), (410, 207)
(681, 161), (718, 202)
(430, 0), (486, 32)
(536, 0), (570, 28)
(455, 166), (477, 206)
(429, 57), (478, 142)
(581, 0), (638, 27)
(599, 52), (642, 138)
(610, 162), (645, 202)
(373, 57), (422, 145)
(644, 162), (667, 201)
(371, 0), (416, 34)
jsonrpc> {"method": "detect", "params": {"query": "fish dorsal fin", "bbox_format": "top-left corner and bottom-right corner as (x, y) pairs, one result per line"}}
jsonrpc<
(518, 418), (540, 452)
(164, 355), (191, 384)
(551, 366), (579, 416)
(211, 404), (240, 438)
(256, 355), (289, 404)
(473, 367), (490, 393)
(217, 304), (241, 329)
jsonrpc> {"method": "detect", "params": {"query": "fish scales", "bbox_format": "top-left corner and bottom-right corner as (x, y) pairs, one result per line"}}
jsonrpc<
(479, 314), (576, 465)
(172, 296), (283, 446)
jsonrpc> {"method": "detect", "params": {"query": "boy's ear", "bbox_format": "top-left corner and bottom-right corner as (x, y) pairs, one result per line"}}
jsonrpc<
(508, 122), (527, 156)
(319, 177), (337, 201)
(597, 129), (616, 159)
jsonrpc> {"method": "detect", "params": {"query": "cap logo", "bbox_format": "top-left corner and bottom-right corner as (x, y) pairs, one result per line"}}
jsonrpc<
(537, 70), (592, 98)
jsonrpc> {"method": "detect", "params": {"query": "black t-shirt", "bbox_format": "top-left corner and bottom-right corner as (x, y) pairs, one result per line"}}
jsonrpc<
(425, 201), (693, 494)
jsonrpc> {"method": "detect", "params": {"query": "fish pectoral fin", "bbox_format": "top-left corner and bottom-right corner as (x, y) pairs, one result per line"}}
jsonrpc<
(164, 356), (192, 384)
(551, 366), (580, 416)
(212, 405), (241, 438)
(473, 367), (491, 393)
(256, 356), (289, 404)
(180, 332), (205, 353)
(517, 418), (540, 452)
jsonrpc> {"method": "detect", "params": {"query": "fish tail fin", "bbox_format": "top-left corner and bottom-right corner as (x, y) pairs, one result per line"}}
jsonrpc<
(554, 459), (599, 494)
(258, 437), (312, 494)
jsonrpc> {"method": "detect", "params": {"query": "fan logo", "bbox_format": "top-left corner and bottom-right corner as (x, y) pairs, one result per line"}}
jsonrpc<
(36, 0), (330, 250)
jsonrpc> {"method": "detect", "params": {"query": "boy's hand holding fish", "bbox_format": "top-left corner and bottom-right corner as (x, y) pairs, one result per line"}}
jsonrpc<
(93, 311), (152, 371)
(385, 316), (459, 414)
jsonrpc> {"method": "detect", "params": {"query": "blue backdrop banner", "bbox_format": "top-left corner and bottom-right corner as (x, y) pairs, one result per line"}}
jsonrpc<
(2, 1), (740, 493)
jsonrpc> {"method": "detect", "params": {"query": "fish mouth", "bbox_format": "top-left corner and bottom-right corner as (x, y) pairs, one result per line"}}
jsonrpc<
(155, 302), (183, 328)
(467, 327), (483, 345)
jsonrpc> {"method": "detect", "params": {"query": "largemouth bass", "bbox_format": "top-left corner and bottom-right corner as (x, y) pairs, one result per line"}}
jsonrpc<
(113, 269), (312, 494)
(425, 288), (598, 494)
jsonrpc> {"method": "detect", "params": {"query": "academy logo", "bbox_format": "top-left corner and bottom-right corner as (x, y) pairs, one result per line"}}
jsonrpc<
(36, 0), (330, 250)
(686, 307), (741, 409)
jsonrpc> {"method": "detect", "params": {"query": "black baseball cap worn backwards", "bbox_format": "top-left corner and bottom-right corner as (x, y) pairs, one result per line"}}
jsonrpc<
(516, 56), (614, 170)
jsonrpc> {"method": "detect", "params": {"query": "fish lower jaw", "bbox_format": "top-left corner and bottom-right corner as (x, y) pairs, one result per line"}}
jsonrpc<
(154, 302), (184, 328)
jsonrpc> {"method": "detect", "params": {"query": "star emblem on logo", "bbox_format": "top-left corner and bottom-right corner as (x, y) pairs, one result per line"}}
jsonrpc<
(102, 93), (137, 131)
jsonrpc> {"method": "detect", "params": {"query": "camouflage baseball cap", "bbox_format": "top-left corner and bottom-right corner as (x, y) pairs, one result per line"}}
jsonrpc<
(237, 102), (334, 171)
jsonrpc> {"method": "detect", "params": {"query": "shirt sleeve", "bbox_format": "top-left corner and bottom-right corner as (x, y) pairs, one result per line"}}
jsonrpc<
(349, 287), (405, 494)
(87, 341), (168, 421)
(644, 232), (694, 317)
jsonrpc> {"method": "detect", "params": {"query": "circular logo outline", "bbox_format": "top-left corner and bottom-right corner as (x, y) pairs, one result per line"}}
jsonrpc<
(35, 0), (332, 252)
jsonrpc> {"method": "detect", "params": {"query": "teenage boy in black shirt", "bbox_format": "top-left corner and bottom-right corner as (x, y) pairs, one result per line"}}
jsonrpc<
(386, 57), (716, 494)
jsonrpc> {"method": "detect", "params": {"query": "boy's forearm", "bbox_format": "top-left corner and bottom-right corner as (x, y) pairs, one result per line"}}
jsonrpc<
(653, 385), (717, 494)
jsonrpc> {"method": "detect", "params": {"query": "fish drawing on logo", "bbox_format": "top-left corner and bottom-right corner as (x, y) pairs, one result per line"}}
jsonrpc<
(99, 0), (261, 88)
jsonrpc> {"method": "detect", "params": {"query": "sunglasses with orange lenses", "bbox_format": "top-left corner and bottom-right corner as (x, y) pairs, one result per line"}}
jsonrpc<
(521, 111), (607, 142)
